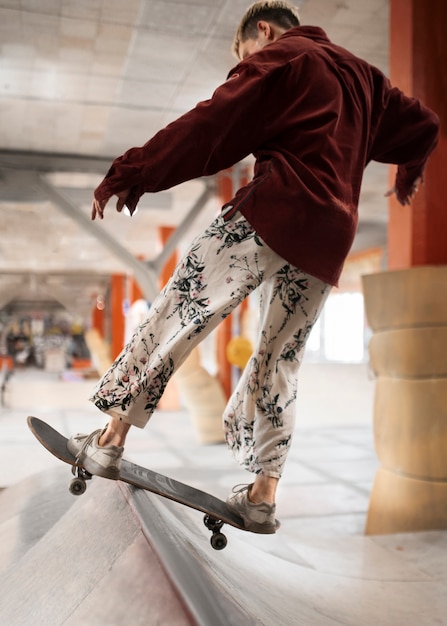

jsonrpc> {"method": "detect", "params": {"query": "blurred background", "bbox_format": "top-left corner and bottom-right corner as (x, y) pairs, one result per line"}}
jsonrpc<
(0, 0), (388, 381)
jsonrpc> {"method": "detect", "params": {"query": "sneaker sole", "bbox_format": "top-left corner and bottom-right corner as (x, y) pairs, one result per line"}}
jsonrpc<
(226, 501), (281, 534)
(79, 454), (121, 480)
(241, 518), (281, 534)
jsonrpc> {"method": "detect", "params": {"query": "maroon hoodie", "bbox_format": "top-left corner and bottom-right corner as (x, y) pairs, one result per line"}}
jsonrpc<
(94, 26), (439, 286)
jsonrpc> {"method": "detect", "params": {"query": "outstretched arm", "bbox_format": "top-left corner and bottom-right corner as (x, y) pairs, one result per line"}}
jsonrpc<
(89, 54), (294, 220)
(369, 85), (439, 205)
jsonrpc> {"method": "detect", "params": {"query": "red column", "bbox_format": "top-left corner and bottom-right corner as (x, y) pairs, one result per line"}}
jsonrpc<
(130, 275), (144, 303)
(388, 0), (447, 269)
(157, 226), (181, 410)
(158, 226), (178, 288)
(216, 172), (234, 399)
(109, 258), (149, 359)
(110, 274), (126, 360)
(216, 166), (251, 399)
(91, 295), (106, 338)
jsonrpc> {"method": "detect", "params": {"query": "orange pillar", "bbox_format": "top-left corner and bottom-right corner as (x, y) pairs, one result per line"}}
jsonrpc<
(109, 258), (149, 359)
(110, 274), (126, 360)
(216, 167), (251, 399)
(216, 313), (233, 399)
(130, 275), (144, 303)
(363, 2), (447, 535)
(387, 0), (447, 269)
(216, 172), (234, 399)
(157, 226), (181, 410)
(158, 226), (178, 288)
(91, 294), (106, 338)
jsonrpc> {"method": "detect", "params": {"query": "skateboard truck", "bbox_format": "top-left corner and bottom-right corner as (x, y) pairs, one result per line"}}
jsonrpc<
(69, 465), (93, 496)
(203, 515), (228, 550)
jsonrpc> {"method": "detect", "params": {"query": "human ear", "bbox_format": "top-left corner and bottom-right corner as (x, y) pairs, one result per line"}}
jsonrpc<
(256, 20), (273, 40)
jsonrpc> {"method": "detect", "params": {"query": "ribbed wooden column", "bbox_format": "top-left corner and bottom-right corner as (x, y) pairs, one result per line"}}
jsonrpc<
(363, 266), (447, 534)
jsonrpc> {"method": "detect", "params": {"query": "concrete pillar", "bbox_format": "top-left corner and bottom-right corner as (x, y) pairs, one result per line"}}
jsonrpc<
(364, 0), (447, 534)
(156, 227), (181, 411)
(363, 268), (447, 533)
(216, 166), (250, 399)
(216, 170), (236, 400)
(110, 274), (126, 361)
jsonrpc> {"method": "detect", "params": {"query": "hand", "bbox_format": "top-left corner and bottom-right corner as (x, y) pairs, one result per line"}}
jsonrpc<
(91, 189), (130, 220)
(91, 196), (107, 220)
(115, 190), (129, 213)
(385, 182), (418, 206)
(385, 186), (413, 206)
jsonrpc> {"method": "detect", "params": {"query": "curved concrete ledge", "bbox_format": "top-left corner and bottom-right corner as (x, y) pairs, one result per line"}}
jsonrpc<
(0, 469), (196, 625)
(129, 486), (447, 626)
(1, 469), (447, 625)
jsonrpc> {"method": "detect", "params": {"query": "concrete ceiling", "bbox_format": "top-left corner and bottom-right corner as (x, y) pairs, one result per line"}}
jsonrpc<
(0, 0), (389, 313)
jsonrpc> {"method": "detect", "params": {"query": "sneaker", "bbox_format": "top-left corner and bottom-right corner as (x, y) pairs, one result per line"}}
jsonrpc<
(67, 427), (123, 480)
(226, 484), (280, 534)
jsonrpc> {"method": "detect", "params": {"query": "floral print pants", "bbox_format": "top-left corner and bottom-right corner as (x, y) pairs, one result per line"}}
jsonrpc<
(91, 210), (331, 478)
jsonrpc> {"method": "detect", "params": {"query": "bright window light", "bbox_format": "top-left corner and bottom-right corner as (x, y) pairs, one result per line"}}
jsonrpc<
(306, 318), (321, 352)
(323, 293), (365, 362)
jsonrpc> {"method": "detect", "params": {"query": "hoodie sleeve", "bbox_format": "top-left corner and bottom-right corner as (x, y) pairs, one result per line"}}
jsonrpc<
(368, 83), (440, 204)
(93, 63), (270, 213)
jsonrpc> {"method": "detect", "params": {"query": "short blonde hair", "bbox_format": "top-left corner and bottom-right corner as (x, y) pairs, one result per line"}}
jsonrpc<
(233, 1), (300, 59)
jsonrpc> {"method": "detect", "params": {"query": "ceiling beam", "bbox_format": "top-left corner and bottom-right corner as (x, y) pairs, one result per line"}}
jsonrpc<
(150, 181), (216, 274)
(0, 150), (113, 174)
(36, 173), (159, 301)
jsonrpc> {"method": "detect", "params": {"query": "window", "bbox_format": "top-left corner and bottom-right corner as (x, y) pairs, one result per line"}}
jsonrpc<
(305, 292), (366, 363)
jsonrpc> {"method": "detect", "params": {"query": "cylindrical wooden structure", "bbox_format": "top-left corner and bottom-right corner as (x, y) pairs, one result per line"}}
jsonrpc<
(363, 266), (447, 534)
(175, 348), (226, 444)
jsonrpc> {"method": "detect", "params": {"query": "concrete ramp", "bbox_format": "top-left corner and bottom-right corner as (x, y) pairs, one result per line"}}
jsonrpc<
(0, 469), (275, 625)
(130, 490), (446, 626)
(1, 469), (446, 625)
(0, 470), (195, 625)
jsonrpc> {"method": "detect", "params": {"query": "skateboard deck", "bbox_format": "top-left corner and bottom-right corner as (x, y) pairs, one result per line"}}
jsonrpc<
(27, 415), (249, 550)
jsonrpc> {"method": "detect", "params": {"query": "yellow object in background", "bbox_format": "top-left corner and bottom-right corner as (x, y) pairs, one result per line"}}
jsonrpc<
(226, 336), (253, 369)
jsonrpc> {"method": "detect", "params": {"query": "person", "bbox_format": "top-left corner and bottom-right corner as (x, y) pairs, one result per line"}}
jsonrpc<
(67, 0), (439, 533)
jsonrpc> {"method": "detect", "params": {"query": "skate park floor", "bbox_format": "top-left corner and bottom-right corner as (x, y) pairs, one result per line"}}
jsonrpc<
(1, 365), (446, 625)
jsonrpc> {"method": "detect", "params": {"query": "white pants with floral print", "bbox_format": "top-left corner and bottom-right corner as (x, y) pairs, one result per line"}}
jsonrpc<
(91, 210), (331, 478)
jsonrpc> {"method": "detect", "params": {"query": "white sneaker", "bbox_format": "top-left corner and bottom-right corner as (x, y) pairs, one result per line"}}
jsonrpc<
(67, 428), (123, 480)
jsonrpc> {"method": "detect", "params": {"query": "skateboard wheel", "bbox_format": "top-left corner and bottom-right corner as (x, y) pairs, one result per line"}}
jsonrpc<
(69, 477), (87, 496)
(210, 532), (227, 550)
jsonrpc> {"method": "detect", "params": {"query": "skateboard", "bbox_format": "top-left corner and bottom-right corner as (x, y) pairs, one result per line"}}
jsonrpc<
(27, 415), (249, 550)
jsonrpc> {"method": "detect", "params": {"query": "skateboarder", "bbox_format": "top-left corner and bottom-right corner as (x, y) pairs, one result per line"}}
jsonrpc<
(68, 1), (439, 532)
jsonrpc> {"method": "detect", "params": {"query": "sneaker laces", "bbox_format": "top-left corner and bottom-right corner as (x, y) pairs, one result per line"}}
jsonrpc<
(230, 483), (251, 495)
(71, 428), (104, 475)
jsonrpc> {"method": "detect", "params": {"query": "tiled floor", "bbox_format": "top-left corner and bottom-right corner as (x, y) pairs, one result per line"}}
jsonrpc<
(1, 365), (447, 625)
